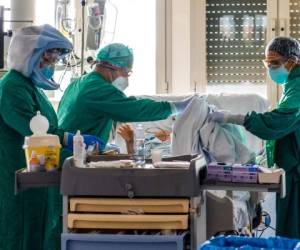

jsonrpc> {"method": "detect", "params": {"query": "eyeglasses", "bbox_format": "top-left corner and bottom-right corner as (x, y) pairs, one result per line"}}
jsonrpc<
(262, 58), (287, 69)
(123, 68), (132, 77)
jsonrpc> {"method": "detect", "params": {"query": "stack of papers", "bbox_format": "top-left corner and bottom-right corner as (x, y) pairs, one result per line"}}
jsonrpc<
(88, 160), (134, 168)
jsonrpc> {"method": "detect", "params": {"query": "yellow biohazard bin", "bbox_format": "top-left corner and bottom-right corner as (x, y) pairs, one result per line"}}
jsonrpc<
(23, 111), (61, 172)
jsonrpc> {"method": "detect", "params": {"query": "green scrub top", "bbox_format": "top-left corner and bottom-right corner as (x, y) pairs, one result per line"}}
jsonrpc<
(244, 66), (300, 239)
(0, 70), (64, 250)
(58, 71), (172, 143)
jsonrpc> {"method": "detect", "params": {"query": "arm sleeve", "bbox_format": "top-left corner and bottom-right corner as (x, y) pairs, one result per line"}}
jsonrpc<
(1, 85), (65, 143)
(244, 108), (300, 140)
(82, 85), (172, 122)
(1, 85), (37, 136)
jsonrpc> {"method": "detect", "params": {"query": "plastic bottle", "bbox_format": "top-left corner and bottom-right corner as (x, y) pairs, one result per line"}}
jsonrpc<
(29, 151), (40, 172)
(73, 130), (86, 167)
(133, 124), (145, 166)
(37, 154), (45, 172)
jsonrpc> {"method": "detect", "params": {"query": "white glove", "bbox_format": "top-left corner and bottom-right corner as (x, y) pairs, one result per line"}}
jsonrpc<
(207, 111), (228, 123)
(207, 110), (245, 125)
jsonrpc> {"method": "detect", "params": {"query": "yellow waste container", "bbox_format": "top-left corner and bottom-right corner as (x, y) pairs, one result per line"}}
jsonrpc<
(23, 111), (61, 172)
(24, 135), (61, 171)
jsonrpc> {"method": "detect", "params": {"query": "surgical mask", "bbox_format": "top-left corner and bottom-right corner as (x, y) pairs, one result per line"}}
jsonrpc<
(112, 76), (129, 91)
(268, 65), (289, 85)
(31, 66), (59, 90)
(41, 65), (55, 79)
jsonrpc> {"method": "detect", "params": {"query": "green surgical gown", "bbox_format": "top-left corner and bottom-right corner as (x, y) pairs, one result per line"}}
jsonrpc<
(244, 66), (300, 239)
(57, 71), (172, 143)
(0, 70), (64, 250)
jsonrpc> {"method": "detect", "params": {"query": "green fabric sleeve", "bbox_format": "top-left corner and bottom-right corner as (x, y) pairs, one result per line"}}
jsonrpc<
(244, 108), (300, 140)
(0, 83), (65, 143)
(81, 84), (172, 122)
(1, 84), (36, 136)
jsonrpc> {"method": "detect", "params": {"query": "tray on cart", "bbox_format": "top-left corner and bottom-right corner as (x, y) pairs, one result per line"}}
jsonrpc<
(15, 168), (61, 194)
(60, 155), (207, 198)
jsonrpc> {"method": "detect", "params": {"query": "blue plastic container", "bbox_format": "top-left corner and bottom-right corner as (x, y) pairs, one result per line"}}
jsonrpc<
(199, 236), (300, 250)
(62, 233), (185, 250)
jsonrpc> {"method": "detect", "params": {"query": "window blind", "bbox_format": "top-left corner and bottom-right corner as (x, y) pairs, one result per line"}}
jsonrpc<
(290, 0), (300, 41)
(206, 0), (267, 86)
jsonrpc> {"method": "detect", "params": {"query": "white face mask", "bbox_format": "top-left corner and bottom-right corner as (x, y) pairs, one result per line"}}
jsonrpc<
(112, 76), (129, 91)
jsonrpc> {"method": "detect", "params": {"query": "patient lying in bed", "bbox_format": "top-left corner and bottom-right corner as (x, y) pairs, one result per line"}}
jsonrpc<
(117, 124), (171, 155)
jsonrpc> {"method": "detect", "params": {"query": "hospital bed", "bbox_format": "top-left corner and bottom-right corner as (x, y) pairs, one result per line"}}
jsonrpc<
(114, 92), (271, 236)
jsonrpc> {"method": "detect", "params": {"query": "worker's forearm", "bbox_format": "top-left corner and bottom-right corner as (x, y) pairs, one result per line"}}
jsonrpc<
(126, 141), (134, 155)
(226, 114), (246, 125)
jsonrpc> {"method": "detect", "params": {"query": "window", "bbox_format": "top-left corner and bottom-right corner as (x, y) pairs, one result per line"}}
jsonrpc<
(290, 0), (300, 41)
(103, 0), (156, 96)
(36, 0), (157, 101)
(35, 0), (55, 26)
(0, 0), (10, 30)
(205, 0), (267, 97)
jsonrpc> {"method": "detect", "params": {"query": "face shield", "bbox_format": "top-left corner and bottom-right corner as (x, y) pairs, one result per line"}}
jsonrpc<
(32, 48), (72, 90)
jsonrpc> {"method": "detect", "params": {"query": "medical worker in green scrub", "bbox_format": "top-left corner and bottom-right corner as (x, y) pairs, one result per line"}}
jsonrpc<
(0, 25), (103, 250)
(58, 43), (191, 144)
(209, 37), (300, 239)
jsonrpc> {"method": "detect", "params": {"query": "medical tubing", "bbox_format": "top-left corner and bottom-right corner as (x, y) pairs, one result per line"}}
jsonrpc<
(80, 0), (86, 74)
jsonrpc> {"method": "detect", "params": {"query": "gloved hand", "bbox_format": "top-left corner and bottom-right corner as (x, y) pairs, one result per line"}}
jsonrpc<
(170, 96), (194, 114)
(207, 110), (245, 125)
(104, 143), (121, 153)
(64, 132), (106, 152)
(207, 111), (228, 123)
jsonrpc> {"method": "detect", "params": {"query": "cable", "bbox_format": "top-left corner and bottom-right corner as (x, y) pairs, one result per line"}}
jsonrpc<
(80, 0), (86, 74)
(254, 210), (276, 238)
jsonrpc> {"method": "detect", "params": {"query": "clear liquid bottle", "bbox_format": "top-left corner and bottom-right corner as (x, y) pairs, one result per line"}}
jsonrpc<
(133, 124), (145, 166)
(73, 130), (86, 167)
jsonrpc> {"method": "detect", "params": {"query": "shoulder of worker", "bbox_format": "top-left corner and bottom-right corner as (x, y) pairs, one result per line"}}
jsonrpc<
(0, 69), (35, 94)
(78, 71), (126, 97)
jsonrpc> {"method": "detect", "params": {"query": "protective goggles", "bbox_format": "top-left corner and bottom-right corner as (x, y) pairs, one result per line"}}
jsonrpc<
(98, 61), (132, 76)
(262, 57), (287, 69)
(122, 68), (132, 77)
(42, 48), (71, 64)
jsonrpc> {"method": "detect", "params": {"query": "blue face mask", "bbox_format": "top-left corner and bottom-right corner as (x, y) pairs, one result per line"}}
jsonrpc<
(31, 65), (59, 90)
(41, 65), (55, 79)
(268, 65), (289, 85)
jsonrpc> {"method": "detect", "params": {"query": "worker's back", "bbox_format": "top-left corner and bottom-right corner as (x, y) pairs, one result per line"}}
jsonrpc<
(58, 71), (115, 143)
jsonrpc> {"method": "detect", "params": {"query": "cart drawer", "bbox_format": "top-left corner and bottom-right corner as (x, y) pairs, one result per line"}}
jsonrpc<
(69, 198), (189, 213)
(67, 214), (188, 230)
(62, 233), (185, 250)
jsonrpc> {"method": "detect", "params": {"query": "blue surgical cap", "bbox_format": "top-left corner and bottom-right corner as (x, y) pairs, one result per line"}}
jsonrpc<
(266, 36), (300, 60)
(96, 43), (134, 69)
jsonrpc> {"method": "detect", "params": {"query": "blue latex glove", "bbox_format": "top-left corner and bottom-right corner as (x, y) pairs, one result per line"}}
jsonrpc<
(104, 143), (121, 153)
(64, 132), (106, 152)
